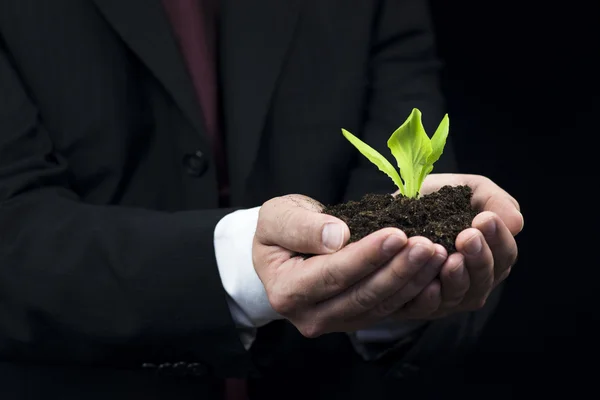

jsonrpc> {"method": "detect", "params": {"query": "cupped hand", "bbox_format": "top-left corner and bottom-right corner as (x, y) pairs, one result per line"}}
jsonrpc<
(252, 195), (449, 337)
(400, 173), (524, 318)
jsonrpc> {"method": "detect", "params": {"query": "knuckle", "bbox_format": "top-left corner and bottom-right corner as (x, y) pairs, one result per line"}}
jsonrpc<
(465, 297), (487, 311)
(257, 197), (281, 221)
(320, 263), (345, 291)
(500, 266), (513, 281)
(268, 290), (296, 316)
(506, 248), (519, 268)
(298, 321), (325, 339)
(353, 286), (378, 310)
(476, 298), (487, 309)
(373, 305), (392, 318)
(495, 266), (512, 285)
(259, 198), (276, 214)
(375, 297), (404, 317)
(389, 263), (413, 285)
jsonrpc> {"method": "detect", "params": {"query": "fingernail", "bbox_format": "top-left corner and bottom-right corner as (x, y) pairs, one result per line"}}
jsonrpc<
(381, 234), (406, 256)
(408, 244), (433, 264)
(322, 223), (344, 251)
(464, 235), (482, 255)
(481, 218), (497, 237)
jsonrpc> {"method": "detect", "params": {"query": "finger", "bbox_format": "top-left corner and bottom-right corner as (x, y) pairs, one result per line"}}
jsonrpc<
(370, 243), (447, 318)
(438, 252), (470, 309)
(468, 178), (524, 236)
(426, 254), (469, 319)
(316, 236), (438, 320)
(267, 228), (408, 314)
(473, 212), (519, 284)
(420, 174), (524, 236)
(498, 266), (513, 283)
(395, 280), (442, 319)
(455, 228), (494, 309)
(256, 195), (351, 254)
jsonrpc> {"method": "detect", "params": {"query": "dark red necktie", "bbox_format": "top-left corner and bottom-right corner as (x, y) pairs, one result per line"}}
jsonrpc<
(162, 0), (230, 207)
(162, 1), (246, 400)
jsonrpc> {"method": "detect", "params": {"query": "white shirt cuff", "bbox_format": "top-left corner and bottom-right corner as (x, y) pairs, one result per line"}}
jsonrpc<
(214, 206), (283, 349)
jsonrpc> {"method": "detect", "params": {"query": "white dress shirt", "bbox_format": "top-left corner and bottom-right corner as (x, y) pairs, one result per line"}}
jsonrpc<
(213, 207), (426, 353)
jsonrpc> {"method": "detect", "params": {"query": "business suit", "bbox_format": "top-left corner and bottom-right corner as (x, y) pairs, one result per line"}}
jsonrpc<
(0, 1), (501, 399)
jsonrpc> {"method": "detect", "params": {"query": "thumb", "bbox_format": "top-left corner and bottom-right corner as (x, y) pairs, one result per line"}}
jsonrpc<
(256, 194), (351, 254)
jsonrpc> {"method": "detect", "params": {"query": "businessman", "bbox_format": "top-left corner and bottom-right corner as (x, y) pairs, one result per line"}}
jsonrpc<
(0, 1), (522, 399)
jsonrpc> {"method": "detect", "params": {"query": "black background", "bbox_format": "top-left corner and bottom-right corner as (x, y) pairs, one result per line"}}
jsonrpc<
(430, 1), (596, 396)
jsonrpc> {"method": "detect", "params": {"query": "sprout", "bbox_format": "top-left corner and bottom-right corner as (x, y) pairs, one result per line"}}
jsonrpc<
(342, 108), (449, 198)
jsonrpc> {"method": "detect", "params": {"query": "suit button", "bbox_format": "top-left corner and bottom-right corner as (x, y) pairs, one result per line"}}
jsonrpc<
(182, 150), (208, 177)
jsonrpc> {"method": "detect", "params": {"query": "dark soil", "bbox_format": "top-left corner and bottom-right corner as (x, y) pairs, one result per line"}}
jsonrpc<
(319, 185), (477, 254)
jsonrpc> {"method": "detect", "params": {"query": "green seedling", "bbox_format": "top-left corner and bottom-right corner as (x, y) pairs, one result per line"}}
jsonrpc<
(342, 108), (449, 198)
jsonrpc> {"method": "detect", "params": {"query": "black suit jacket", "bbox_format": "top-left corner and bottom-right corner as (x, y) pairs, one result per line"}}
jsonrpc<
(0, 1), (502, 399)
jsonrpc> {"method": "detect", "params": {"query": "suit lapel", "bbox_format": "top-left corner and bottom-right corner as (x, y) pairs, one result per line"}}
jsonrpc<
(92, 0), (208, 142)
(220, 0), (301, 197)
(92, 0), (301, 198)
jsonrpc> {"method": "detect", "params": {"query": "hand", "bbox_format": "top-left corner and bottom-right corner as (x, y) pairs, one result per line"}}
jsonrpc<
(404, 173), (524, 319)
(252, 195), (449, 337)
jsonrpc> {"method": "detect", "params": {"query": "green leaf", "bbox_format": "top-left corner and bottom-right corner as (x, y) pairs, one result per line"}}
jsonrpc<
(387, 108), (432, 198)
(340, 108), (449, 198)
(416, 164), (434, 197)
(341, 128), (405, 194)
(417, 113), (449, 193)
(426, 113), (449, 166)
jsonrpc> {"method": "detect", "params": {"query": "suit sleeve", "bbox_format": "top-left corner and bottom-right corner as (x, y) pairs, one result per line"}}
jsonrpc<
(343, 0), (502, 371)
(0, 38), (253, 377)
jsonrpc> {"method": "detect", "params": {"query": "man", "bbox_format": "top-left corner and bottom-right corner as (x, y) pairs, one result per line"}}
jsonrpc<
(0, 1), (523, 399)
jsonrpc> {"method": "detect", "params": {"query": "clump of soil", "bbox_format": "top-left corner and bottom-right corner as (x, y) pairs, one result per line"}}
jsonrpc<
(321, 185), (477, 254)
